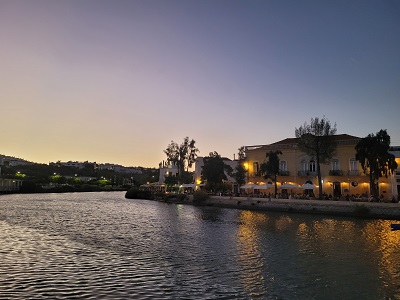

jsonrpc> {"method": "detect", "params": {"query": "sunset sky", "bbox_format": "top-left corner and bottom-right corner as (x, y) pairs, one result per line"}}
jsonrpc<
(1, 0), (399, 168)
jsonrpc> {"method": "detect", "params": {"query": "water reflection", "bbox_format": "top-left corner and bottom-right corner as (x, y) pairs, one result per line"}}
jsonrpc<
(237, 211), (268, 298)
(1, 192), (400, 299)
(363, 220), (400, 292)
(234, 210), (400, 299)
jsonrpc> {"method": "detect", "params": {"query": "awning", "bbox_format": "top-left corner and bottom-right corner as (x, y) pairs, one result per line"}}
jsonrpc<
(300, 183), (317, 189)
(254, 183), (274, 189)
(279, 183), (299, 189)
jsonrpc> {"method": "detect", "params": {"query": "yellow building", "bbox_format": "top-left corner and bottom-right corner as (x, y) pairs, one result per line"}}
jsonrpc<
(244, 134), (399, 201)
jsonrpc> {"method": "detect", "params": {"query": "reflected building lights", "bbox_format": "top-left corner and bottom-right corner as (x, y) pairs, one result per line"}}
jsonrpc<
(236, 211), (268, 296)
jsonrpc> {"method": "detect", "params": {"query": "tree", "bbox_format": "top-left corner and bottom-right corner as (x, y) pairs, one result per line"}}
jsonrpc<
(50, 174), (67, 184)
(295, 117), (337, 199)
(201, 152), (233, 192)
(180, 171), (194, 184)
(355, 129), (397, 198)
(260, 150), (282, 197)
(164, 137), (199, 183)
(164, 174), (179, 192)
(233, 146), (247, 188)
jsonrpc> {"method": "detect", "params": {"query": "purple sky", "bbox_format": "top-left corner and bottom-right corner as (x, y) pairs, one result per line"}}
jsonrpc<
(1, 0), (399, 167)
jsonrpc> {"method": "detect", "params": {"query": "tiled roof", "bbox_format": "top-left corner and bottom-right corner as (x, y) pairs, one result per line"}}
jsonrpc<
(271, 134), (360, 145)
(247, 134), (361, 150)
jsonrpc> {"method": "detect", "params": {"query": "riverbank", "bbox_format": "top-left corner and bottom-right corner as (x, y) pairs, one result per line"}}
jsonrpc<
(189, 195), (400, 220)
(1, 185), (128, 195)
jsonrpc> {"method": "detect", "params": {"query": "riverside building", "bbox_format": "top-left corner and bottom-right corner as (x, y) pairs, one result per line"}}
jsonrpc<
(244, 134), (399, 201)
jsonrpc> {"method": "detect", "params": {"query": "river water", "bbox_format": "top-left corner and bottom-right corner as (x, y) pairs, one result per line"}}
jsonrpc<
(0, 192), (399, 299)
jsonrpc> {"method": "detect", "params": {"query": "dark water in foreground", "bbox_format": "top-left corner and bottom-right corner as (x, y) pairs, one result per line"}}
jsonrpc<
(0, 192), (399, 299)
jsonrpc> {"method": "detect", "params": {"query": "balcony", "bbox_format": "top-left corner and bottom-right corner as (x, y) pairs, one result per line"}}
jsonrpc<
(249, 172), (262, 178)
(329, 170), (343, 176)
(298, 171), (317, 176)
(279, 170), (290, 176)
(347, 170), (360, 176)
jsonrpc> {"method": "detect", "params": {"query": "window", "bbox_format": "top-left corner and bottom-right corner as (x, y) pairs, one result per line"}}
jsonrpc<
(349, 158), (358, 171)
(309, 160), (316, 172)
(253, 162), (259, 175)
(301, 160), (308, 171)
(279, 160), (287, 171)
(331, 159), (339, 170)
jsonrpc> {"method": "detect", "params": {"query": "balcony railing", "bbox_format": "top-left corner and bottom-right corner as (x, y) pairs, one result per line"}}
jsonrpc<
(249, 172), (262, 177)
(329, 170), (343, 176)
(279, 170), (290, 176)
(347, 170), (360, 176)
(298, 171), (317, 176)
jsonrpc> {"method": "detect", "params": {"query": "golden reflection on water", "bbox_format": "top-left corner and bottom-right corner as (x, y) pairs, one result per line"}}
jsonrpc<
(236, 211), (268, 297)
(236, 210), (400, 297)
(296, 217), (400, 292)
(275, 216), (294, 232)
(363, 220), (400, 286)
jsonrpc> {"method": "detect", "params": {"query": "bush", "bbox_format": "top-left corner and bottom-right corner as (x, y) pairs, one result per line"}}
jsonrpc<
(177, 193), (187, 201)
(163, 194), (177, 201)
(77, 184), (102, 192)
(154, 192), (165, 199)
(47, 185), (76, 193)
(193, 190), (209, 204)
(125, 187), (153, 200)
(20, 181), (44, 193)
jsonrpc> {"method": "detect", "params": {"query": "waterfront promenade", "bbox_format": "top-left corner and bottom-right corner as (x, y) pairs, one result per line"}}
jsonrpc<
(195, 195), (400, 220)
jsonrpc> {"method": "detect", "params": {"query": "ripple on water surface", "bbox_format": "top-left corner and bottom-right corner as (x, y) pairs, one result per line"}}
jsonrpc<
(0, 192), (400, 299)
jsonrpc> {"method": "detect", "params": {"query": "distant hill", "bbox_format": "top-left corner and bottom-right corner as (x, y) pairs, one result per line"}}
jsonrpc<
(0, 154), (33, 166)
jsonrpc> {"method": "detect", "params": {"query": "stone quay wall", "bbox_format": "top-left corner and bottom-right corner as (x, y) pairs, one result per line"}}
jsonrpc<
(195, 196), (400, 220)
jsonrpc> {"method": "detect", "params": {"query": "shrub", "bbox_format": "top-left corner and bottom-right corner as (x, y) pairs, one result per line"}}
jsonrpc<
(177, 193), (187, 201)
(20, 181), (43, 193)
(78, 184), (102, 192)
(164, 194), (176, 201)
(154, 192), (165, 199)
(125, 187), (153, 200)
(193, 190), (208, 204)
(47, 185), (76, 193)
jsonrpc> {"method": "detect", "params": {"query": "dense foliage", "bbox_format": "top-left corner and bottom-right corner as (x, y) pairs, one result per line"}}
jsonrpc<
(355, 129), (397, 197)
(233, 146), (247, 188)
(1, 162), (159, 193)
(201, 152), (233, 193)
(260, 150), (282, 197)
(164, 137), (199, 183)
(192, 190), (209, 204)
(125, 187), (154, 200)
(295, 117), (337, 199)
